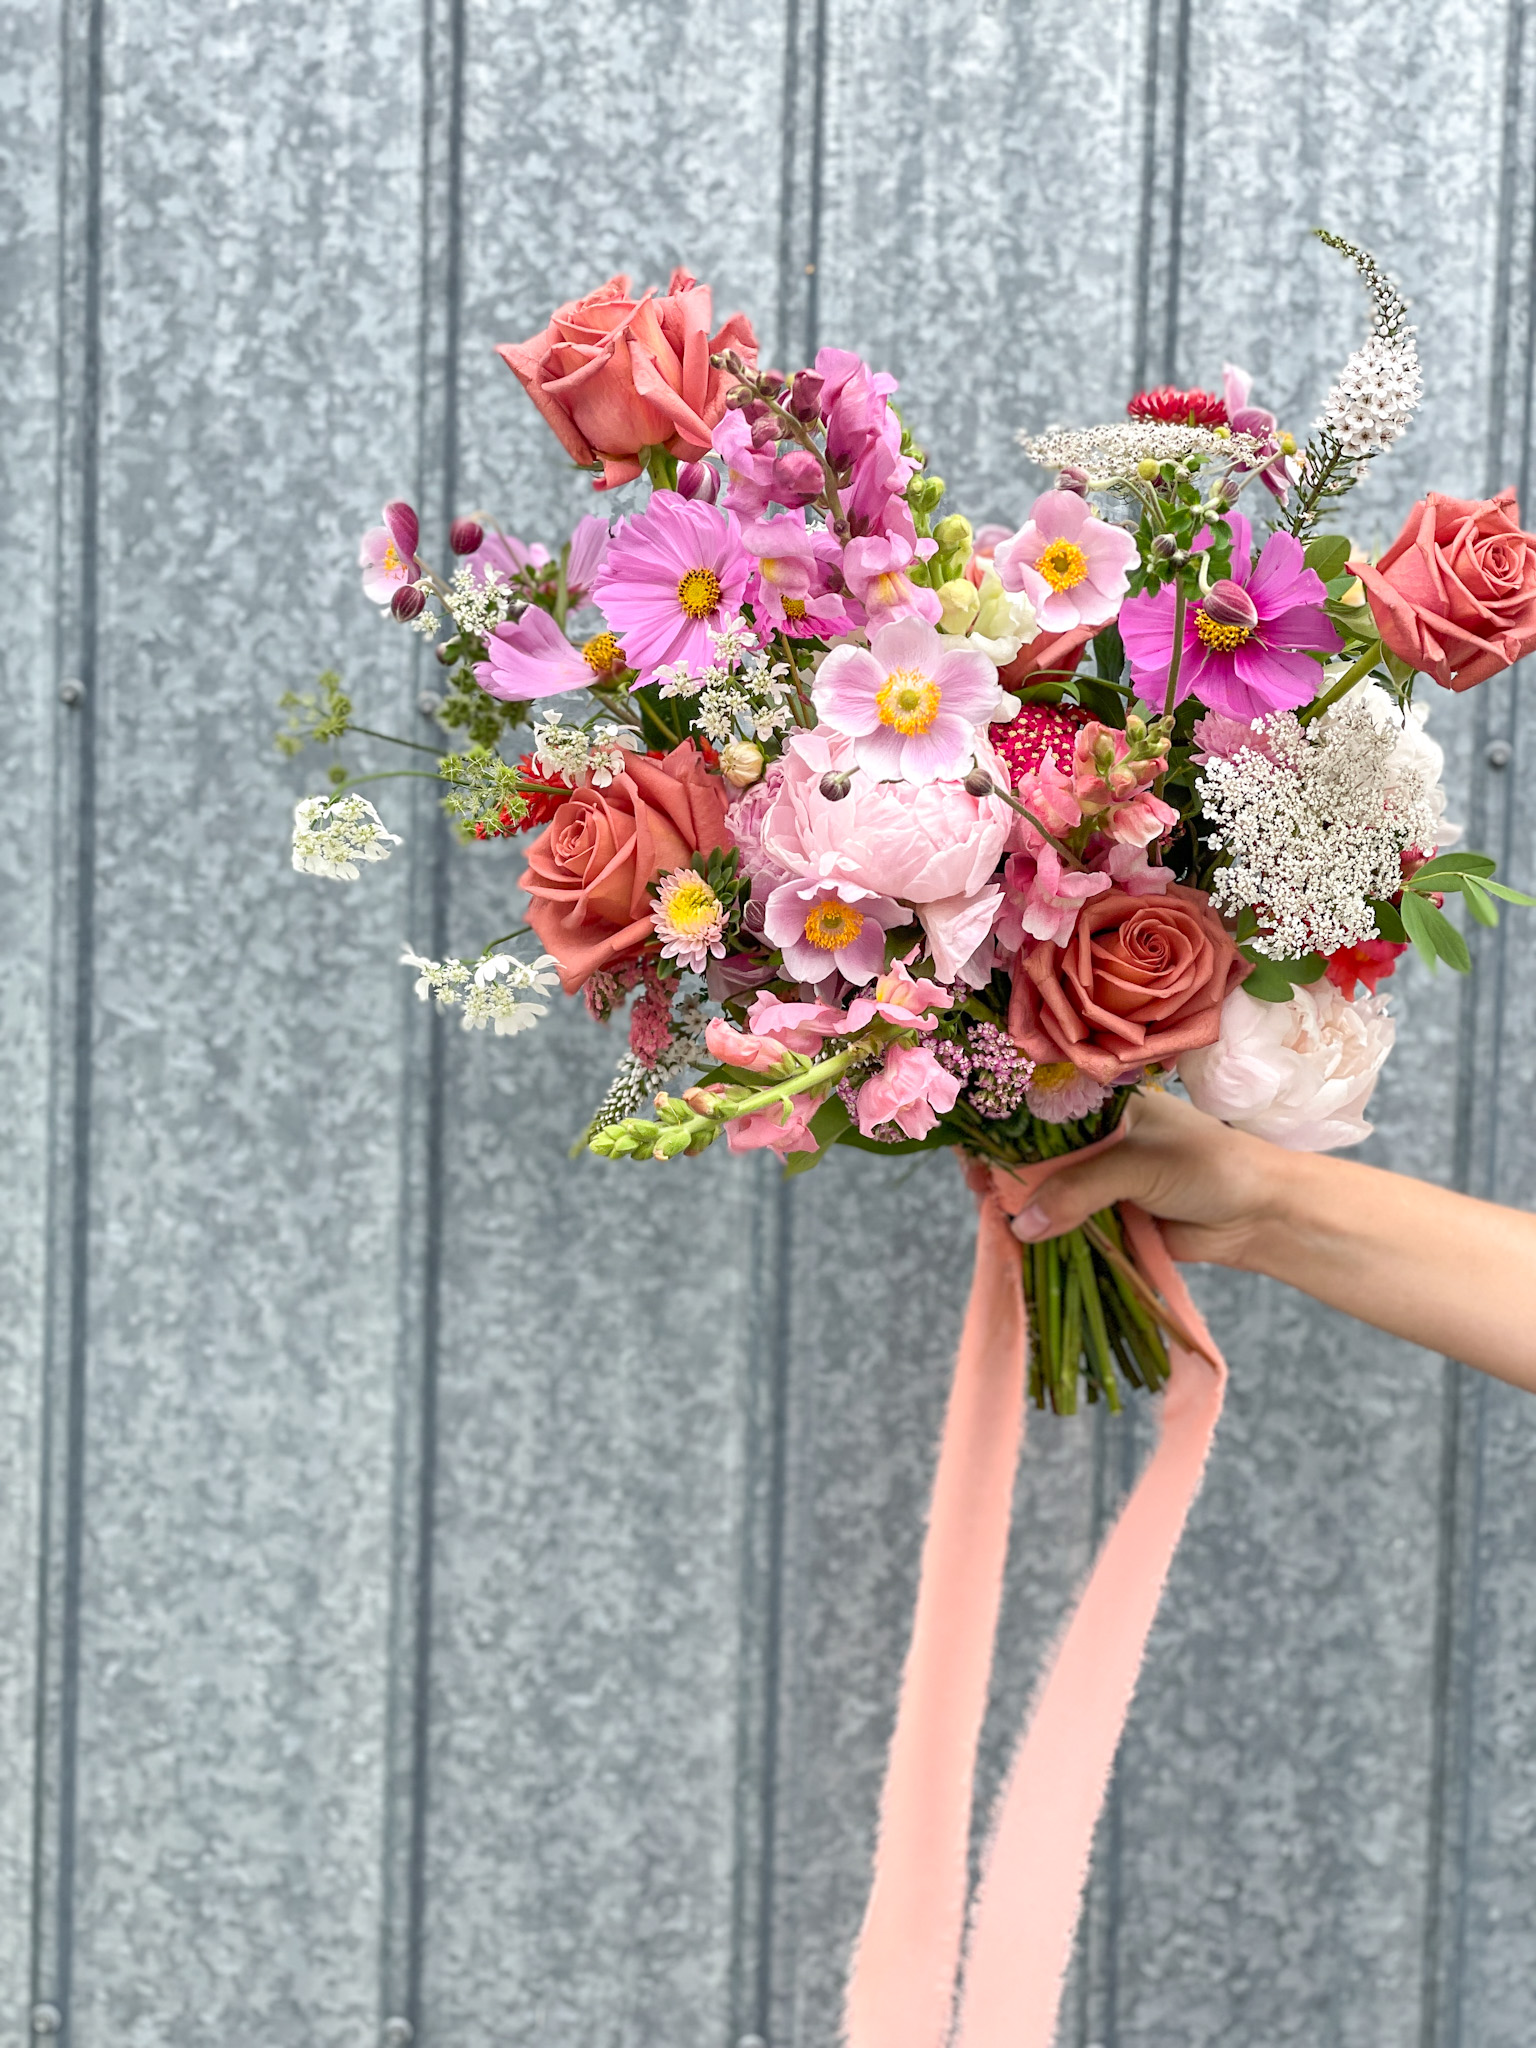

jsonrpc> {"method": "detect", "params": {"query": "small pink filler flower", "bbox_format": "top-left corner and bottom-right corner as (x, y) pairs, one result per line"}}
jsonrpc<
(591, 490), (751, 683)
(813, 617), (1001, 784)
(993, 491), (1138, 634)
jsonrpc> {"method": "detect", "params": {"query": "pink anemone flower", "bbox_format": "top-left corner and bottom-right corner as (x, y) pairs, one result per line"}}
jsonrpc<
(762, 877), (904, 986)
(1118, 512), (1340, 721)
(475, 606), (592, 700)
(359, 500), (420, 604)
(812, 616), (1002, 784)
(993, 491), (1138, 633)
(591, 490), (752, 682)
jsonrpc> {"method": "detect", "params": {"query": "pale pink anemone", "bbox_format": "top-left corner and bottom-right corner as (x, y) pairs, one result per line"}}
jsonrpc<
(359, 500), (420, 604)
(993, 491), (1138, 633)
(762, 877), (904, 985)
(591, 490), (752, 682)
(476, 606), (592, 700)
(740, 511), (858, 636)
(463, 529), (552, 585)
(841, 534), (941, 631)
(854, 1042), (961, 1141)
(812, 617), (1002, 783)
(1117, 512), (1340, 721)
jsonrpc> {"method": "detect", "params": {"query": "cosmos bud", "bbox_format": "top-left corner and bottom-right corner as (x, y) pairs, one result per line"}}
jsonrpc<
(676, 461), (720, 504)
(449, 517), (484, 555)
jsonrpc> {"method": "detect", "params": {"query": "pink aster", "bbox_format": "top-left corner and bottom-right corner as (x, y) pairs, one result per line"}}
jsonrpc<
(475, 606), (592, 700)
(1118, 512), (1341, 721)
(359, 500), (420, 604)
(590, 490), (752, 682)
(1023, 1060), (1114, 1125)
(762, 877), (904, 986)
(993, 492), (1138, 633)
(853, 1042), (961, 1141)
(841, 534), (941, 631)
(842, 957), (953, 1033)
(812, 617), (1001, 785)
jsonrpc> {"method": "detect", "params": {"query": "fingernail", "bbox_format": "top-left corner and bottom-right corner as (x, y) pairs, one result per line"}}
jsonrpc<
(1011, 1202), (1054, 1242)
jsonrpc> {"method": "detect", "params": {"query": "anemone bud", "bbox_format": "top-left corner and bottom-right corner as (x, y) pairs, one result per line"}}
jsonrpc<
(391, 584), (426, 621)
(383, 500), (419, 561)
(1200, 578), (1260, 631)
(676, 461), (720, 504)
(449, 517), (484, 555)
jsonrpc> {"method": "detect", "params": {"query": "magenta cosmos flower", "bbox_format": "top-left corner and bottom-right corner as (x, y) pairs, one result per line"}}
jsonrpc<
(762, 877), (904, 986)
(1118, 513), (1340, 721)
(812, 617), (1001, 784)
(993, 491), (1138, 633)
(590, 490), (751, 681)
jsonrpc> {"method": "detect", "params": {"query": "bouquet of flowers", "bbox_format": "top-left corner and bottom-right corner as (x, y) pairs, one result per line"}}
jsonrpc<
(283, 230), (1536, 1417)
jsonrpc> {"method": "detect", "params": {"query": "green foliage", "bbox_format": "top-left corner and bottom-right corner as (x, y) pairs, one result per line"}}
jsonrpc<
(1399, 890), (1470, 973)
(276, 669), (352, 756)
(1303, 533), (1353, 581)
(1237, 946), (1328, 1002)
(437, 746), (529, 837)
(435, 644), (535, 748)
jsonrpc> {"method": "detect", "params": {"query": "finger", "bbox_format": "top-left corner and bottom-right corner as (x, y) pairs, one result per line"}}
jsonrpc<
(1010, 1131), (1165, 1240)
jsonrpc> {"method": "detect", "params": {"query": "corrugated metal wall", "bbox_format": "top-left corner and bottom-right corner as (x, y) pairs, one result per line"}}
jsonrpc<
(4, 2), (1535, 2043)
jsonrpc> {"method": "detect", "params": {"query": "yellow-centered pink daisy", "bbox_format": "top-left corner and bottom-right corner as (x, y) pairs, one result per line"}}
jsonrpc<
(811, 617), (1002, 784)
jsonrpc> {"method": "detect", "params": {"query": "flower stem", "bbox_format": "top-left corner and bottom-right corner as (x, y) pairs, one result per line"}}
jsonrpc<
(348, 724), (443, 756)
(1162, 583), (1189, 718)
(1297, 642), (1382, 725)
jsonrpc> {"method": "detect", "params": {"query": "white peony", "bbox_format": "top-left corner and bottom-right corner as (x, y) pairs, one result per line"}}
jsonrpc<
(1178, 981), (1395, 1151)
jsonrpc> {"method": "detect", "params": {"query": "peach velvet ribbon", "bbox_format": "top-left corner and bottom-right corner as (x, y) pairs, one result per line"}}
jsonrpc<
(843, 1143), (1227, 2048)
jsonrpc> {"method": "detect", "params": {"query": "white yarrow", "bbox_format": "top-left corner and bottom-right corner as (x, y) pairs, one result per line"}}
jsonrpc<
(292, 793), (402, 880)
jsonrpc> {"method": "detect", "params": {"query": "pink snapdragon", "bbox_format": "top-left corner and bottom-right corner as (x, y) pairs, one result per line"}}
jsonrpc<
(816, 348), (919, 545)
(842, 958), (952, 1032)
(712, 409), (823, 517)
(741, 511), (858, 636)
(996, 846), (1112, 949)
(744, 991), (847, 1050)
(813, 618), (1001, 784)
(1100, 842), (1175, 893)
(916, 888), (1004, 986)
(853, 1042), (961, 1141)
(993, 492), (1138, 633)
(762, 876), (904, 985)
(703, 1017), (798, 1075)
(841, 534), (942, 630)
(1223, 364), (1291, 502)
(724, 1090), (826, 1156)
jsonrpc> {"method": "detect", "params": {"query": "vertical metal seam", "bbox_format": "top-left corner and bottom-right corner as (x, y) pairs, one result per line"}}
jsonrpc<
(751, 1175), (794, 2042)
(803, 0), (828, 369)
(775, 0), (802, 373)
(1130, 0), (1163, 395)
(1159, 0), (1192, 384)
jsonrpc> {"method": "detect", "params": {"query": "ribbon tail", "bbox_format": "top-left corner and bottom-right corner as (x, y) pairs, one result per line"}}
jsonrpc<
(842, 1184), (1028, 2048)
(953, 1207), (1227, 2048)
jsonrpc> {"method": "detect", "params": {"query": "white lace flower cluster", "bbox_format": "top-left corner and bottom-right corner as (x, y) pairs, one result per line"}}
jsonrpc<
(1018, 422), (1268, 479)
(1313, 236), (1421, 459)
(440, 564), (515, 643)
(654, 614), (796, 747)
(1199, 687), (1444, 958)
(530, 711), (641, 788)
(291, 793), (402, 880)
(400, 948), (559, 1034)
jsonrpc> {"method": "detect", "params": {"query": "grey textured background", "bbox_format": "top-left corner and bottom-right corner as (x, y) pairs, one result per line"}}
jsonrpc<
(4, 1), (1536, 2044)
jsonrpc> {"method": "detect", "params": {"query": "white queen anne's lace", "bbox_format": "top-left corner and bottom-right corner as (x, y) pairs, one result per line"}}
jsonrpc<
(401, 948), (559, 1034)
(291, 793), (402, 880)
(1199, 689), (1444, 959)
(530, 711), (641, 788)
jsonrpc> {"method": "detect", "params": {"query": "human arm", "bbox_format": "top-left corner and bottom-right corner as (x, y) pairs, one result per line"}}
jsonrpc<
(1009, 1088), (1536, 1392)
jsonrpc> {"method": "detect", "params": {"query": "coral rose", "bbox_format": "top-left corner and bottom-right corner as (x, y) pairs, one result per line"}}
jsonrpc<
(1353, 487), (1536, 691)
(1006, 883), (1248, 1083)
(519, 743), (729, 992)
(499, 271), (757, 491)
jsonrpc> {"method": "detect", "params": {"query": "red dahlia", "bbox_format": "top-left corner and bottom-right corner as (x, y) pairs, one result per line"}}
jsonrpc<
(1126, 386), (1228, 429)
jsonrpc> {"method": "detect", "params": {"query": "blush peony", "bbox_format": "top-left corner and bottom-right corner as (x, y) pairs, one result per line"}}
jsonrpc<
(1178, 982), (1395, 1150)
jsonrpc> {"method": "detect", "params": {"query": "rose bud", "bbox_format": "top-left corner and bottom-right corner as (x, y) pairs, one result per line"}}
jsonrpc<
(719, 740), (766, 789)
(676, 461), (720, 504)
(383, 499), (419, 561)
(391, 584), (426, 621)
(787, 368), (825, 421)
(449, 516), (484, 555)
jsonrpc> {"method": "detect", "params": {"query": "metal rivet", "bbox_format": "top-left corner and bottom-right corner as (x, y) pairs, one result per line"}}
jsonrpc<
(417, 691), (443, 718)
(1487, 738), (1513, 768)
(382, 2020), (414, 2047)
(31, 2006), (62, 2036)
(58, 678), (84, 706)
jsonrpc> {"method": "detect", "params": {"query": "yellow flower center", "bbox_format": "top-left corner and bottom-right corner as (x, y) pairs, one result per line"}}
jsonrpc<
(876, 666), (942, 736)
(383, 541), (403, 574)
(663, 877), (721, 934)
(1030, 1060), (1079, 1089)
(1036, 539), (1089, 592)
(804, 900), (865, 951)
(676, 565), (723, 619)
(783, 596), (807, 619)
(1195, 609), (1253, 651)
(583, 631), (624, 673)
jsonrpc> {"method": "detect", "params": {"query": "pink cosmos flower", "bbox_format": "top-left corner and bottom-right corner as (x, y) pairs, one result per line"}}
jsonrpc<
(996, 846), (1112, 950)
(740, 511), (857, 636)
(762, 876), (904, 985)
(841, 534), (941, 631)
(853, 1042), (961, 1141)
(476, 606), (592, 700)
(743, 992), (847, 1051)
(703, 1017), (797, 1075)
(724, 1090), (825, 1156)
(712, 409), (823, 517)
(812, 618), (1001, 784)
(592, 490), (752, 682)
(1118, 512), (1340, 721)
(993, 492), (1139, 633)
(359, 500), (420, 604)
(842, 958), (952, 1033)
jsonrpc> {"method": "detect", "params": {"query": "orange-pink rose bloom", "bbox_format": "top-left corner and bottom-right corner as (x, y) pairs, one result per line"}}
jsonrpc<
(499, 270), (758, 491)
(1007, 884), (1248, 1084)
(519, 744), (730, 992)
(1353, 487), (1536, 691)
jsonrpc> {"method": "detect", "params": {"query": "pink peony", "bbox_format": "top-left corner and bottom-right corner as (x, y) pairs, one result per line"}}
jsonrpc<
(592, 490), (751, 682)
(762, 876), (904, 985)
(1179, 983), (1394, 1151)
(725, 1090), (826, 1156)
(841, 534), (941, 631)
(813, 617), (1002, 784)
(853, 1042), (961, 1141)
(476, 605), (592, 700)
(993, 492), (1138, 633)
(728, 728), (1013, 903)
(996, 846), (1112, 950)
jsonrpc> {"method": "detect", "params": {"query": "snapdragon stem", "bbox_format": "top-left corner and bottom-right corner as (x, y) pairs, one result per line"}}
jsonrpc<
(1162, 584), (1188, 718)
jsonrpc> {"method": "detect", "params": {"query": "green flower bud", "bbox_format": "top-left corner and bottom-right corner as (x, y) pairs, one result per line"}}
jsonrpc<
(937, 578), (981, 636)
(933, 513), (973, 555)
(654, 1127), (693, 1160)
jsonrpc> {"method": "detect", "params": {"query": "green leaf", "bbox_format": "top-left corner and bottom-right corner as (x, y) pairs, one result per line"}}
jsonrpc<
(1092, 623), (1126, 686)
(1304, 534), (1353, 581)
(1372, 899), (1408, 942)
(1481, 879), (1536, 907)
(1237, 946), (1327, 1002)
(1461, 878), (1500, 927)
(1408, 850), (1497, 882)
(1400, 891), (1471, 972)
(1073, 675), (1128, 728)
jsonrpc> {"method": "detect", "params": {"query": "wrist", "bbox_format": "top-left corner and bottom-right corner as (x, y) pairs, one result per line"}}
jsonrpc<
(1218, 1132), (1317, 1276)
